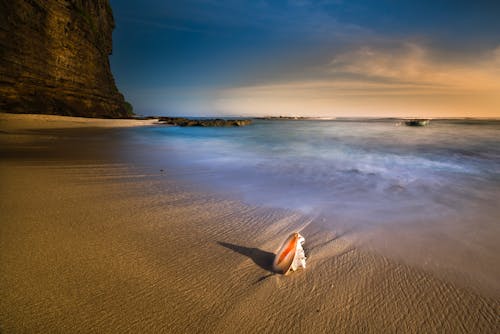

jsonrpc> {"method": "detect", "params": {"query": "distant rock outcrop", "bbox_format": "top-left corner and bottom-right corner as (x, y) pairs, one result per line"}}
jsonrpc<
(255, 116), (310, 120)
(158, 117), (252, 127)
(0, 0), (131, 118)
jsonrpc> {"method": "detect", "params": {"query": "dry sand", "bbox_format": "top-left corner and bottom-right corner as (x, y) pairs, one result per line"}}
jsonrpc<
(0, 114), (498, 333)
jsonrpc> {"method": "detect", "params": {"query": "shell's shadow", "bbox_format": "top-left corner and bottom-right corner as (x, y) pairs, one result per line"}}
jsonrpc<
(217, 241), (275, 272)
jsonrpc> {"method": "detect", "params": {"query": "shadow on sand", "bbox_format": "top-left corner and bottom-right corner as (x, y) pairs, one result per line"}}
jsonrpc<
(217, 241), (275, 272)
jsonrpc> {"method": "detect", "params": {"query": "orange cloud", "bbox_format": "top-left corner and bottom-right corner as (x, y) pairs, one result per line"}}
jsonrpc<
(329, 43), (500, 92)
(213, 44), (500, 117)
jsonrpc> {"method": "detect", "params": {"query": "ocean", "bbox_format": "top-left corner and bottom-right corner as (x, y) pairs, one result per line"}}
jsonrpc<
(136, 119), (499, 215)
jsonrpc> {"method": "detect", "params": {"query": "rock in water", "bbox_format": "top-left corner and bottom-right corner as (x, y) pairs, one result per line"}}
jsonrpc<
(158, 117), (252, 127)
(273, 232), (307, 275)
(0, 0), (131, 118)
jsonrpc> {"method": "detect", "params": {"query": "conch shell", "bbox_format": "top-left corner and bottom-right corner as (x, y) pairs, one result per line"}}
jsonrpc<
(273, 232), (306, 275)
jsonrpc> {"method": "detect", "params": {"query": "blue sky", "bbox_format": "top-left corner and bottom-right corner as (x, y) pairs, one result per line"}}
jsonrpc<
(109, 1), (500, 117)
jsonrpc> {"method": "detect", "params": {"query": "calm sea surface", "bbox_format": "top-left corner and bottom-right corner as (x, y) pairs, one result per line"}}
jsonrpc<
(129, 119), (500, 293)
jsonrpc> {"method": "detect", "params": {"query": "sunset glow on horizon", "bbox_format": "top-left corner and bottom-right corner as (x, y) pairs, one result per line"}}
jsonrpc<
(110, 1), (500, 118)
(212, 43), (500, 118)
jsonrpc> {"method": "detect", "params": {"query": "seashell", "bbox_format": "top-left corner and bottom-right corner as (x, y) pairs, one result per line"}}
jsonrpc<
(273, 232), (306, 275)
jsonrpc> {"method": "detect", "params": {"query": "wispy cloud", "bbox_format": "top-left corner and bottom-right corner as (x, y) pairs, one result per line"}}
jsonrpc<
(120, 17), (208, 33)
(123, 0), (370, 39)
(212, 44), (500, 117)
(328, 43), (500, 91)
(111, 1), (500, 117)
(492, 46), (500, 65)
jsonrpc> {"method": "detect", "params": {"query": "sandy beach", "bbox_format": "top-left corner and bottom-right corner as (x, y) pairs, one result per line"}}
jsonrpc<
(0, 113), (158, 130)
(0, 113), (498, 333)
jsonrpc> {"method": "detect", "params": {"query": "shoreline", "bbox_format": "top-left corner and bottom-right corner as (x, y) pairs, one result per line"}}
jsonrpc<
(0, 112), (159, 131)
(0, 115), (498, 332)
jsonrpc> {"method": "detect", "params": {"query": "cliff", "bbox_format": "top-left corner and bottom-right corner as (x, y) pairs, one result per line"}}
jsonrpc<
(0, 0), (132, 118)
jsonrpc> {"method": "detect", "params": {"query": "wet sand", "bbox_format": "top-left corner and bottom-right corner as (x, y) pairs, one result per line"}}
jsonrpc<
(0, 113), (158, 129)
(0, 114), (498, 333)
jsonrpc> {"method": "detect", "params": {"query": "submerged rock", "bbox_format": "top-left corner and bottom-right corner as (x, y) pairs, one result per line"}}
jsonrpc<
(158, 117), (252, 127)
(404, 119), (430, 126)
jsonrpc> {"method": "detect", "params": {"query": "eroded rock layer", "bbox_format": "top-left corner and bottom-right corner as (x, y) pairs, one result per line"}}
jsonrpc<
(0, 0), (131, 118)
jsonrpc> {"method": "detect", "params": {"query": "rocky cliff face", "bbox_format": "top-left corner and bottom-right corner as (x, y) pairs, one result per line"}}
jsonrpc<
(0, 0), (131, 118)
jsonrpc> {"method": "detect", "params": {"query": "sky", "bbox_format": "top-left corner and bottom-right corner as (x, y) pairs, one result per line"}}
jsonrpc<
(109, 0), (500, 118)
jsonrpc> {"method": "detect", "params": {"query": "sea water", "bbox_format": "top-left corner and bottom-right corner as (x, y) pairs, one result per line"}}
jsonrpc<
(137, 119), (499, 214)
(130, 119), (500, 293)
